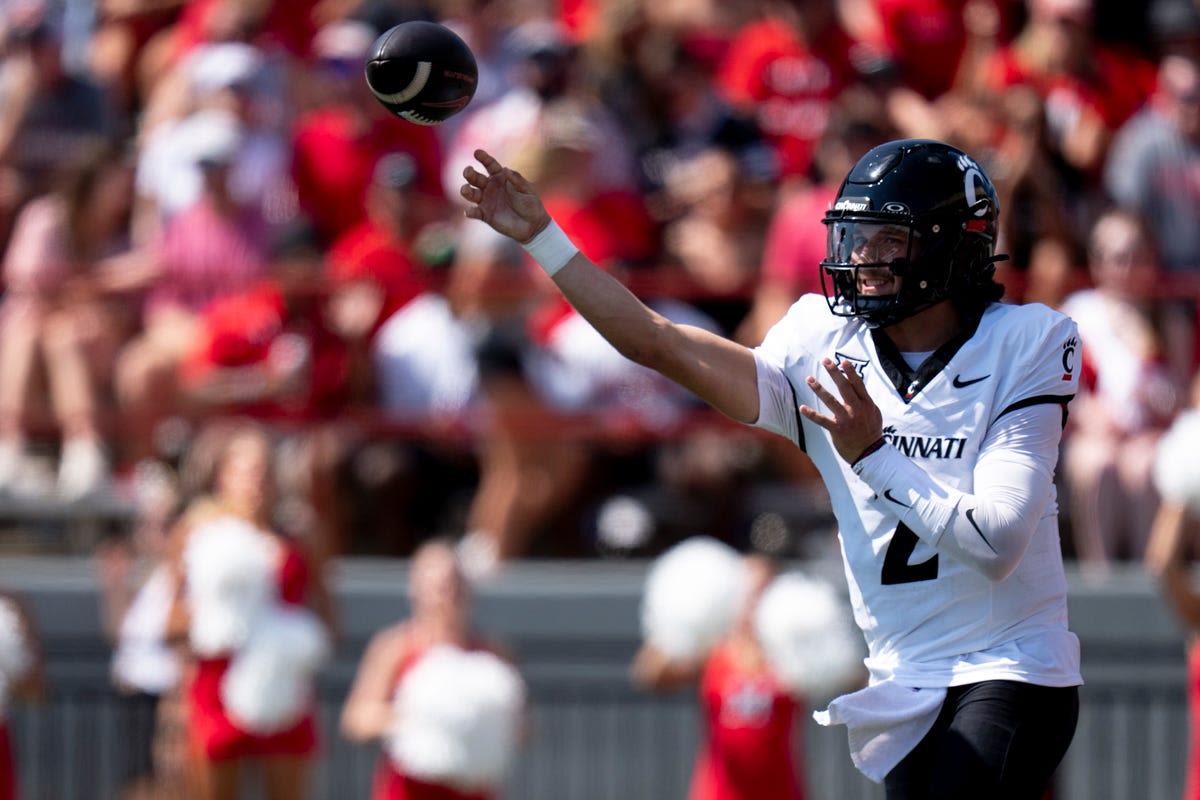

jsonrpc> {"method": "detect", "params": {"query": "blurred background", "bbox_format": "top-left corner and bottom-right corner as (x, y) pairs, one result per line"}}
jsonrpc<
(0, 0), (1197, 797)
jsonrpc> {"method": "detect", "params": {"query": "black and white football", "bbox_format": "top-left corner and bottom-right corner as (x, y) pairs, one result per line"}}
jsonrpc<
(364, 21), (478, 126)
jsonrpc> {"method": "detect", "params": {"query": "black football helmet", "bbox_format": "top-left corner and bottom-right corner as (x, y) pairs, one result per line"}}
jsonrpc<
(820, 139), (1005, 328)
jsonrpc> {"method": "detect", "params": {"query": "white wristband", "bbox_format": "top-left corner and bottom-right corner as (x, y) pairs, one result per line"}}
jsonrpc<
(522, 220), (579, 277)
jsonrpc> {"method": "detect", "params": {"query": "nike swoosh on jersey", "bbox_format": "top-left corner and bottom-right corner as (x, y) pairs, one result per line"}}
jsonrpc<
(952, 374), (990, 388)
(965, 507), (998, 554)
(883, 489), (910, 508)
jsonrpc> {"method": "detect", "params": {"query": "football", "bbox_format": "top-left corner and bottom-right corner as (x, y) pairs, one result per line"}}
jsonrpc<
(364, 21), (478, 126)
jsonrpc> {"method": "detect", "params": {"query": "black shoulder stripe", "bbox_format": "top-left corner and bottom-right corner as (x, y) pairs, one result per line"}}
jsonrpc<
(994, 394), (1075, 428)
(788, 380), (807, 453)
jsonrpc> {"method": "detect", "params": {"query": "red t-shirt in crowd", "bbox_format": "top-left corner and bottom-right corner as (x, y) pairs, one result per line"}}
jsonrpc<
(291, 109), (443, 244)
(326, 219), (431, 333)
(716, 18), (857, 178)
(181, 281), (354, 419)
(873, 0), (970, 99)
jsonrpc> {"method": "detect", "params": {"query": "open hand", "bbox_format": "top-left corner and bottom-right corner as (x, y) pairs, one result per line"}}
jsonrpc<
(460, 149), (552, 244)
(799, 358), (884, 464)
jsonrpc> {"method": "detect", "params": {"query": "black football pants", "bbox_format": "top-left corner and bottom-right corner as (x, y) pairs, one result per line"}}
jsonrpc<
(884, 680), (1079, 800)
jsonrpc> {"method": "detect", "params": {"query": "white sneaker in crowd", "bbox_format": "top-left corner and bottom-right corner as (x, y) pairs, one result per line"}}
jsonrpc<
(0, 438), (26, 490)
(0, 438), (55, 500)
(57, 437), (111, 502)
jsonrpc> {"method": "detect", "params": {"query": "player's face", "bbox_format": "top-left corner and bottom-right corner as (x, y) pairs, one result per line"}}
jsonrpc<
(848, 224), (911, 265)
(828, 222), (913, 296)
(856, 266), (901, 297)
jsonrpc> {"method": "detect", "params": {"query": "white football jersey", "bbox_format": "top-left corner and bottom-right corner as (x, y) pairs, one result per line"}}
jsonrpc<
(754, 295), (1083, 688)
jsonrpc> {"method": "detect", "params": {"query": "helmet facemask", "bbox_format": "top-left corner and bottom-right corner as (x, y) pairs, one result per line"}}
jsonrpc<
(821, 205), (997, 328)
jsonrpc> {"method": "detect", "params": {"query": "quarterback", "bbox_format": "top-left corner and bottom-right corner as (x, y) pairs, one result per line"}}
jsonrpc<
(460, 139), (1081, 799)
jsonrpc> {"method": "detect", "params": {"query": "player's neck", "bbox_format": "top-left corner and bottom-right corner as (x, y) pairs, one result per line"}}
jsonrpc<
(879, 301), (963, 353)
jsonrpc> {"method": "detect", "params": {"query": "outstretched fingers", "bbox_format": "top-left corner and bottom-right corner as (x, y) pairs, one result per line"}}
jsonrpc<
(800, 375), (843, 430)
(838, 359), (871, 401)
(821, 357), (864, 402)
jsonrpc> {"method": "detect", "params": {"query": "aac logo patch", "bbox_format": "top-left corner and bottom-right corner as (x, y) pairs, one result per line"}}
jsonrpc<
(834, 352), (870, 377)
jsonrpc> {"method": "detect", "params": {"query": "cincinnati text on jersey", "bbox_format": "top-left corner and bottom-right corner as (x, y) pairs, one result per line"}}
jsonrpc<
(880, 425), (968, 460)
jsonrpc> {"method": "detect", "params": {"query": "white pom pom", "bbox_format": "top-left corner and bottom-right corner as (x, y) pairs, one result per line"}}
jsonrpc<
(1154, 410), (1200, 515)
(0, 597), (31, 718)
(184, 516), (279, 656)
(640, 537), (747, 662)
(754, 572), (864, 702)
(387, 646), (526, 791)
(221, 605), (330, 734)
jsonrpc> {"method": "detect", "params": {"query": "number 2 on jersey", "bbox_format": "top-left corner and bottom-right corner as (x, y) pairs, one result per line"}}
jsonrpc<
(881, 523), (939, 585)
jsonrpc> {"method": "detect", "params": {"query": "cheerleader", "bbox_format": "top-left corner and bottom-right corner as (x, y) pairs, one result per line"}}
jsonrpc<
(1145, 378), (1200, 800)
(632, 553), (808, 800)
(340, 539), (526, 800)
(166, 421), (335, 800)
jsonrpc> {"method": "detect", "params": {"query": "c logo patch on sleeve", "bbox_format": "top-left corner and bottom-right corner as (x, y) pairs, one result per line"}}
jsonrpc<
(1060, 336), (1077, 381)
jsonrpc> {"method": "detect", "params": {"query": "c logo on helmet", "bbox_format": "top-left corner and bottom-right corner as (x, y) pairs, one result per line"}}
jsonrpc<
(955, 154), (989, 218)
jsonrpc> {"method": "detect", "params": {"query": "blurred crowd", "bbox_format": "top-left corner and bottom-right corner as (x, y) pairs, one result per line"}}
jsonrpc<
(0, 0), (1197, 575)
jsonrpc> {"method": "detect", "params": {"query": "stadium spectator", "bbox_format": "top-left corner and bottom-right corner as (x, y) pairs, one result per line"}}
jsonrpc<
(135, 40), (291, 235)
(179, 224), (353, 420)
(340, 537), (525, 800)
(326, 151), (442, 334)
(114, 110), (270, 466)
(1060, 209), (1186, 566)
(593, 33), (775, 213)
(88, 0), (188, 114)
(1105, 52), (1200, 278)
(978, 0), (1156, 191)
(714, 0), (861, 183)
(166, 419), (335, 800)
(631, 554), (807, 800)
(370, 224), (521, 559)
(0, 8), (117, 246)
(658, 146), (767, 334)
(1104, 52), (1200, 383)
(0, 139), (135, 500)
(985, 82), (1084, 308)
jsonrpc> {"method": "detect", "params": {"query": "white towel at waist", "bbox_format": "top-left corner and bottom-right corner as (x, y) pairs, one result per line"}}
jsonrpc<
(813, 682), (947, 783)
